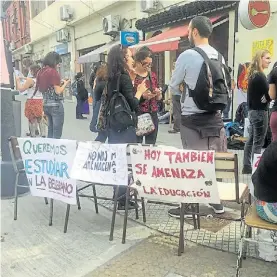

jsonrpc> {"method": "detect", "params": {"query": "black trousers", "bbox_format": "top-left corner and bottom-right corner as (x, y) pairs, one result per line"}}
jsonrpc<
(137, 113), (159, 144)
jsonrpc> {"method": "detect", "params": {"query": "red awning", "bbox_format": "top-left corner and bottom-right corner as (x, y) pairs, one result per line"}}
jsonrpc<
(132, 15), (223, 53)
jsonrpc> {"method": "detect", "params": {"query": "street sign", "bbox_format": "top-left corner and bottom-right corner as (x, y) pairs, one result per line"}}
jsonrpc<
(120, 31), (139, 47)
(239, 0), (271, 30)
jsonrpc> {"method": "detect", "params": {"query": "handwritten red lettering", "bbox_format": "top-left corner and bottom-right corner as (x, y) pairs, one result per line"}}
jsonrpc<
(144, 149), (161, 161)
(151, 166), (206, 179)
(163, 151), (214, 164)
(135, 163), (148, 175)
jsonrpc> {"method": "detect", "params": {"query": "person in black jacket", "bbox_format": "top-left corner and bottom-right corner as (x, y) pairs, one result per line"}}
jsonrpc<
(252, 140), (277, 223)
(89, 64), (108, 142)
(242, 50), (271, 174)
(75, 72), (88, 119)
(106, 45), (147, 210)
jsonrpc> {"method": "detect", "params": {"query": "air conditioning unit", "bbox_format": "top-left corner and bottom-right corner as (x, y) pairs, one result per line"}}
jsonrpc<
(60, 5), (73, 21)
(9, 41), (16, 51)
(140, 0), (158, 13)
(102, 15), (120, 36)
(56, 29), (70, 43)
(24, 44), (33, 54)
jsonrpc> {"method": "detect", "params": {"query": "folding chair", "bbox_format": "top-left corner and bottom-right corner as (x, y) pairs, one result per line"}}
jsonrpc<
(8, 136), (48, 220)
(236, 203), (277, 277)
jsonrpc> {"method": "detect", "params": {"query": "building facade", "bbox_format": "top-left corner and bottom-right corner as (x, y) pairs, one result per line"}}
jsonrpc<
(1, 0), (31, 73)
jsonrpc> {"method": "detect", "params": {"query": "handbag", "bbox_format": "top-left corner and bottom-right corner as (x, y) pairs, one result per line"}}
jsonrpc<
(96, 85), (108, 131)
(136, 113), (155, 136)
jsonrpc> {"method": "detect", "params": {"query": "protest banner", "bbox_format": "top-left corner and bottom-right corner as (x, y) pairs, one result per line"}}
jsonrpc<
(70, 142), (128, 186)
(18, 138), (77, 205)
(130, 145), (220, 204)
(249, 153), (262, 196)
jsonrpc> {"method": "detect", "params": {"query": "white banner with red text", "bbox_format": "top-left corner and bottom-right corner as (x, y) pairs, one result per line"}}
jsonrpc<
(130, 145), (220, 204)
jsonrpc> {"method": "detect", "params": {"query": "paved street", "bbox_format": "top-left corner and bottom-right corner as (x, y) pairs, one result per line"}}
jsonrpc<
(1, 98), (276, 277)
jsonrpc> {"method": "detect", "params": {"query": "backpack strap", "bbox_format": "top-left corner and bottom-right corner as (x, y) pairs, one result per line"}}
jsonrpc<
(192, 47), (213, 97)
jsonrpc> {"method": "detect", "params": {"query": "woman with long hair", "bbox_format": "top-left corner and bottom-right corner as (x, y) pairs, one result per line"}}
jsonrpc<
(269, 61), (277, 141)
(34, 51), (70, 139)
(242, 49), (271, 174)
(133, 47), (162, 144)
(90, 63), (108, 142)
(106, 45), (147, 210)
(16, 64), (47, 137)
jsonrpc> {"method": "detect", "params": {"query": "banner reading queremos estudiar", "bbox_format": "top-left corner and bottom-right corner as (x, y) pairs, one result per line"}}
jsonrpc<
(18, 138), (77, 205)
(130, 145), (220, 204)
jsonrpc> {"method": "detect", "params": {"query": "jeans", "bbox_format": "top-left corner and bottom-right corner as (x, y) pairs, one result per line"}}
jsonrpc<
(223, 97), (232, 119)
(108, 126), (137, 204)
(243, 110), (268, 168)
(172, 95), (181, 131)
(76, 96), (83, 118)
(44, 102), (64, 139)
(137, 113), (159, 144)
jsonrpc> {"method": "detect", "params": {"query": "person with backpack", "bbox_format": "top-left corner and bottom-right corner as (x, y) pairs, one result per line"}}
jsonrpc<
(105, 45), (147, 210)
(269, 62), (277, 141)
(133, 47), (162, 144)
(242, 50), (271, 174)
(74, 72), (88, 120)
(168, 16), (231, 217)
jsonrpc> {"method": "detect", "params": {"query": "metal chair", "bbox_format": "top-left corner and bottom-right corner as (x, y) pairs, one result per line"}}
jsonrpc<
(8, 136), (48, 220)
(236, 203), (277, 277)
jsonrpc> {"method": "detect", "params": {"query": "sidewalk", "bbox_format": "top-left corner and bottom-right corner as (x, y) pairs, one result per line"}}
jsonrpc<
(87, 236), (277, 277)
(1, 195), (153, 277)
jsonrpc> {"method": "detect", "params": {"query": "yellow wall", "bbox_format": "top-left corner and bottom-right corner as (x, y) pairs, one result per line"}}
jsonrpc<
(233, 1), (277, 112)
(234, 2), (277, 74)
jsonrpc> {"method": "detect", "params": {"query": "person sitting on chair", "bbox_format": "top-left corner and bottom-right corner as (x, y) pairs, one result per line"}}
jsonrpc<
(252, 140), (277, 224)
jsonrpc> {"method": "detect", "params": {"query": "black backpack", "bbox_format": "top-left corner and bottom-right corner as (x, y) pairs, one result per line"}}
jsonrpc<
(188, 47), (231, 112)
(107, 75), (136, 132)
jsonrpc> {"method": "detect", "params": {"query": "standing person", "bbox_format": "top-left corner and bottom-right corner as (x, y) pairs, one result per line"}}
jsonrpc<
(168, 61), (182, 134)
(90, 64), (108, 142)
(106, 45), (147, 210)
(75, 72), (88, 120)
(168, 16), (230, 217)
(34, 51), (70, 139)
(16, 64), (47, 137)
(242, 50), (271, 174)
(269, 62), (277, 141)
(133, 47), (162, 144)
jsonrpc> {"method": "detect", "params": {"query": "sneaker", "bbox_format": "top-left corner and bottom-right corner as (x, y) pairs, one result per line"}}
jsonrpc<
(168, 207), (193, 219)
(168, 129), (180, 134)
(242, 166), (252, 175)
(208, 204), (225, 214)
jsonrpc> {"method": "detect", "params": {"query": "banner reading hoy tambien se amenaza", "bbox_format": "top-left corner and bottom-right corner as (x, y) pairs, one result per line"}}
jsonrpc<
(130, 146), (220, 204)
(18, 138), (77, 205)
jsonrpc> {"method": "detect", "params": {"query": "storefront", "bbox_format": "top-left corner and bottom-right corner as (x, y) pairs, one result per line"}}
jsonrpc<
(135, 0), (238, 101)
